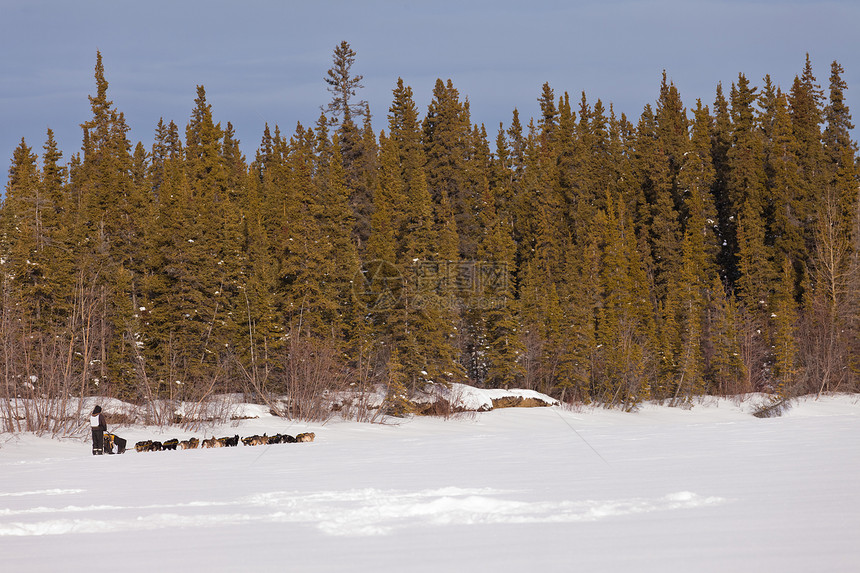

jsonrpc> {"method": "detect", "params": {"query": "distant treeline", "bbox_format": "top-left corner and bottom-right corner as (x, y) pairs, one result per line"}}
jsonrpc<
(2, 43), (858, 421)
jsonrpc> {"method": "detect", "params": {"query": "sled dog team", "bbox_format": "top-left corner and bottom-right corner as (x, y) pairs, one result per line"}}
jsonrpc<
(134, 432), (315, 453)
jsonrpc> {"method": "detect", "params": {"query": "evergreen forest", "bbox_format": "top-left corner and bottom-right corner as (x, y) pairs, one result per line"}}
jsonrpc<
(3, 44), (859, 425)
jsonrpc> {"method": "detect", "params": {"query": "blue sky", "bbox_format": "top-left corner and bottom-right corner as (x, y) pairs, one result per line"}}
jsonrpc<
(2, 0), (858, 188)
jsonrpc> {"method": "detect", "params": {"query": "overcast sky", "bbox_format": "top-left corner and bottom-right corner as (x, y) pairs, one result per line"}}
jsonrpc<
(2, 0), (858, 189)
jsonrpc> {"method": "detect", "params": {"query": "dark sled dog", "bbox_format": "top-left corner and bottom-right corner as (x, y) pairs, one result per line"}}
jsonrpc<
(134, 440), (153, 453)
(218, 435), (240, 447)
(135, 440), (164, 452)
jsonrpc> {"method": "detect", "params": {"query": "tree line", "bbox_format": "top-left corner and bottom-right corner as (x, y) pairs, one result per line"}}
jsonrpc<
(2, 43), (858, 426)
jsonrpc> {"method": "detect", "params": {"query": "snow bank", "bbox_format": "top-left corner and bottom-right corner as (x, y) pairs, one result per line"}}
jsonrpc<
(412, 383), (558, 413)
(484, 387), (560, 408)
(412, 383), (494, 411)
(330, 383), (558, 416)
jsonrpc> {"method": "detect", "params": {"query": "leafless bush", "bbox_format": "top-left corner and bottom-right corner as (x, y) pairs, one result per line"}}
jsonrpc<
(0, 272), (103, 436)
(330, 361), (387, 423)
(262, 330), (351, 423)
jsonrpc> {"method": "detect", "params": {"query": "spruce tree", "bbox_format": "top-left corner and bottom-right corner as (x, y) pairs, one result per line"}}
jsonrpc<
(316, 134), (361, 341)
(474, 180), (523, 388)
(353, 106), (379, 250)
(74, 52), (147, 397)
(323, 41), (367, 127)
(823, 60), (858, 230)
(595, 191), (655, 407)
(388, 79), (427, 256)
(673, 228), (707, 402)
(363, 131), (406, 349)
(789, 54), (825, 176)
(762, 85), (805, 265)
(772, 257), (799, 396)
(655, 72), (689, 212)
(385, 79), (463, 388)
(2, 140), (42, 319)
(423, 78), (473, 259)
(711, 83), (735, 282)
(141, 118), (186, 390)
(323, 41), (374, 247)
(679, 100), (720, 274)
(788, 55), (826, 260)
(556, 228), (600, 402)
(708, 276), (744, 394)
(634, 103), (679, 302)
(40, 130), (75, 325)
(239, 161), (282, 381)
(275, 123), (327, 337)
(728, 74), (773, 313)
(823, 60), (855, 162)
(506, 108), (526, 181)
(222, 121), (246, 197)
(165, 85), (234, 384)
(561, 94), (600, 243)
(185, 85), (226, 200)
(366, 132), (402, 267)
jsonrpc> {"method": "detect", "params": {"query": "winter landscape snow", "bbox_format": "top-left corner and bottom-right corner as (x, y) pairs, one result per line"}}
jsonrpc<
(1, 394), (858, 573)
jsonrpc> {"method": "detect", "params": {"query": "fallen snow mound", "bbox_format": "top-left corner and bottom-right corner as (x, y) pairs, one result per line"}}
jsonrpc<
(412, 383), (559, 413)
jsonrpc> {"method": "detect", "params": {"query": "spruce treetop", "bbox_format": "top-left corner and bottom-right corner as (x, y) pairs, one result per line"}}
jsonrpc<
(324, 40), (367, 126)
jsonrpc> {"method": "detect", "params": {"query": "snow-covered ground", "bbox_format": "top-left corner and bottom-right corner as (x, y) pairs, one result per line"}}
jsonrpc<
(1, 394), (858, 572)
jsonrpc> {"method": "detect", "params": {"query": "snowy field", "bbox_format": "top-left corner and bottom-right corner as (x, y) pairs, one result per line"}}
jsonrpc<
(1, 394), (858, 572)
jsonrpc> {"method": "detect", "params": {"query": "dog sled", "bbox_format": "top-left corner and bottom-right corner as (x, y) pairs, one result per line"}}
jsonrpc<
(104, 432), (127, 454)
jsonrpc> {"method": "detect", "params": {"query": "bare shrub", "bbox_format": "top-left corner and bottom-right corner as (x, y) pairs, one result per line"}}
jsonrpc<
(344, 347), (387, 423)
(0, 272), (103, 437)
(263, 329), (350, 423)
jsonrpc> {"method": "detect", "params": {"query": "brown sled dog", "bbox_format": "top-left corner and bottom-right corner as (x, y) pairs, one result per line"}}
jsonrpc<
(180, 437), (200, 450)
(296, 432), (315, 443)
(241, 434), (268, 446)
(201, 436), (221, 448)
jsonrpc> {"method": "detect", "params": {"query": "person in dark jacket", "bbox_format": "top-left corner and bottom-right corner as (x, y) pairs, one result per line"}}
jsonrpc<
(90, 405), (107, 455)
